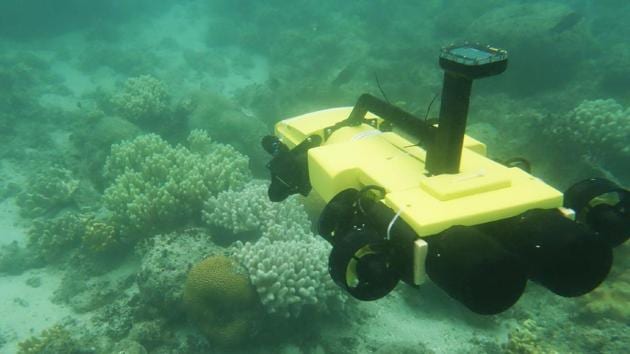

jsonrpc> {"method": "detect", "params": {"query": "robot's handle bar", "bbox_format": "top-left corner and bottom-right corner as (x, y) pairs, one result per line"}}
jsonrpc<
(324, 93), (437, 149)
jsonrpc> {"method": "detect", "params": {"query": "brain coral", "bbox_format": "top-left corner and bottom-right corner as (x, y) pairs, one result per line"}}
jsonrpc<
(103, 130), (251, 235)
(183, 254), (261, 347)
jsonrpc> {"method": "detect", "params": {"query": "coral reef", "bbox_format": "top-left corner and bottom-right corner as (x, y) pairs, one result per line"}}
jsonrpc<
(91, 293), (140, 341)
(233, 237), (344, 318)
(16, 166), (79, 218)
(502, 319), (558, 354)
(202, 179), (312, 241)
(182, 254), (261, 347)
(25, 212), (125, 264)
(204, 179), (343, 318)
(26, 213), (88, 263)
(80, 218), (123, 257)
(549, 99), (630, 156)
(17, 324), (83, 354)
(111, 75), (170, 124)
(103, 131), (251, 235)
(135, 228), (218, 317)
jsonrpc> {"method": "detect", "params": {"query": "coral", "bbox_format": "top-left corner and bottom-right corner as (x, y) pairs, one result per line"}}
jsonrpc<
(16, 166), (79, 218)
(26, 213), (89, 263)
(233, 237), (344, 318)
(91, 293), (140, 340)
(579, 268), (630, 322)
(17, 324), (82, 354)
(111, 340), (148, 354)
(182, 254), (261, 347)
(80, 218), (123, 257)
(502, 319), (558, 354)
(127, 320), (168, 351)
(202, 179), (312, 241)
(103, 131), (251, 234)
(111, 75), (170, 124)
(135, 228), (218, 317)
(549, 99), (630, 157)
(204, 179), (343, 318)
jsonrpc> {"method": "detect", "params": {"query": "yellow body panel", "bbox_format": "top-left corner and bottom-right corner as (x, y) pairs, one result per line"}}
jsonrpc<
(275, 107), (563, 237)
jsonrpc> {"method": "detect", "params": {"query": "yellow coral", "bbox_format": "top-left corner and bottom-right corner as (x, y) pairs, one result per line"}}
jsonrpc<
(18, 325), (78, 354)
(81, 219), (121, 256)
(183, 255), (261, 347)
(503, 319), (558, 354)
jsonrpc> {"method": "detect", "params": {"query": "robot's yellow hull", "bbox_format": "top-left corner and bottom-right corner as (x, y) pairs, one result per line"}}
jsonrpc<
(276, 107), (563, 237)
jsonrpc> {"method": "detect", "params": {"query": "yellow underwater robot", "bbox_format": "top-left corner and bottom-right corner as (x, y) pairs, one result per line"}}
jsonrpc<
(262, 43), (629, 314)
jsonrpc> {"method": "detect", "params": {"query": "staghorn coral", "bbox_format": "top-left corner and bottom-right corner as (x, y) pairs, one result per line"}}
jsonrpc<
(111, 75), (170, 124)
(103, 131), (251, 235)
(202, 179), (312, 241)
(182, 254), (261, 347)
(233, 236), (344, 318)
(16, 166), (79, 218)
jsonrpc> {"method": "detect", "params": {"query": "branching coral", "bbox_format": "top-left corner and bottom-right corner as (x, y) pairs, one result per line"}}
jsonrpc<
(26, 213), (88, 263)
(103, 130), (251, 234)
(81, 218), (123, 257)
(16, 166), (79, 218)
(111, 74), (170, 124)
(202, 179), (311, 241)
(233, 236), (344, 318)
(204, 179), (344, 318)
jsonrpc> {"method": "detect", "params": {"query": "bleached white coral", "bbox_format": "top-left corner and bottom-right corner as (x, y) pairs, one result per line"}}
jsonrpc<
(204, 177), (344, 318)
(233, 236), (344, 318)
(202, 179), (312, 241)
